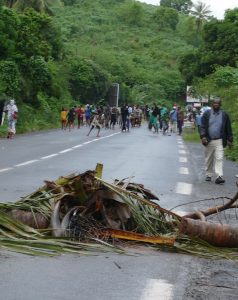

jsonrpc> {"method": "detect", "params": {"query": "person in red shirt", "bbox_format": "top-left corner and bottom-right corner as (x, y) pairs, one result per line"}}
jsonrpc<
(75, 106), (83, 129)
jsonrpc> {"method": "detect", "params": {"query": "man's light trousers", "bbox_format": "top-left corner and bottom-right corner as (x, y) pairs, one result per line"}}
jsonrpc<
(205, 139), (224, 178)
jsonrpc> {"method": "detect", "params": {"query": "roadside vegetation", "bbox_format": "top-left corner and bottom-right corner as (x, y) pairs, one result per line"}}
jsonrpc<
(183, 129), (200, 143)
(0, 0), (237, 160)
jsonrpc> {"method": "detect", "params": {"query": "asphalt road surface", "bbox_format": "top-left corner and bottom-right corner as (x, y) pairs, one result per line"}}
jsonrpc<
(1, 124), (238, 300)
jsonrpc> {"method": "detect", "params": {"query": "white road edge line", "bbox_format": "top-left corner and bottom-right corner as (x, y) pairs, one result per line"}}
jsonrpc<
(15, 160), (38, 167)
(59, 148), (73, 154)
(41, 154), (59, 160)
(72, 145), (83, 149)
(1, 131), (120, 173)
(0, 168), (13, 172)
(83, 141), (93, 145)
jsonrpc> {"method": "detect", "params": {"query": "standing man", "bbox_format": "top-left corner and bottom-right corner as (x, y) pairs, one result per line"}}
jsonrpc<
(200, 98), (233, 184)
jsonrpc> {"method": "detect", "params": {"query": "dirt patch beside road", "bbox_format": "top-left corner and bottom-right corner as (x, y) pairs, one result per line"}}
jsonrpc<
(184, 258), (238, 299)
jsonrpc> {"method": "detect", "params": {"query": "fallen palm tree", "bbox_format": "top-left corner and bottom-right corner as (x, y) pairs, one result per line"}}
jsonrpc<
(0, 164), (238, 258)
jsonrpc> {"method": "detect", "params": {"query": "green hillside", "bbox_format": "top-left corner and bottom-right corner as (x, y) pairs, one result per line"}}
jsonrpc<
(0, 0), (197, 134)
(53, 0), (194, 103)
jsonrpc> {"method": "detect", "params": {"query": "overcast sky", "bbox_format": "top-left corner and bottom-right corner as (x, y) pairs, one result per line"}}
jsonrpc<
(137, 0), (238, 19)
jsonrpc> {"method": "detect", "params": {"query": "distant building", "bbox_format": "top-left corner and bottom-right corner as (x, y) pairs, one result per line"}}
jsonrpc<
(186, 86), (208, 105)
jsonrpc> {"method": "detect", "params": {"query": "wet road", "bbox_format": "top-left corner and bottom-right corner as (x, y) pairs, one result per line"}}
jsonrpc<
(0, 124), (238, 299)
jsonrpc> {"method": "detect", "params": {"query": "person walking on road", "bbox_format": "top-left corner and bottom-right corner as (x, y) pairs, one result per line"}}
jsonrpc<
(200, 98), (233, 184)
(75, 105), (83, 129)
(61, 107), (68, 130)
(149, 106), (159, 133)
(5, 99), (18, 139)
(121, 105), (129, 132)
(177, 107), (184, 136)
(169, 106), (177, 133)
(67, 107), (76, 131)
(87, 112), (101, 137)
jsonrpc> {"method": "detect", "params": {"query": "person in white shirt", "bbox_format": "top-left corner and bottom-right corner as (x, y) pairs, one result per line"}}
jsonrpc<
(5, 99), (18, 139)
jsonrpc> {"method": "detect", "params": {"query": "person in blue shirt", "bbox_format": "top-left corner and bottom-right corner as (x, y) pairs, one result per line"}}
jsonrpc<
(169, 106), (177, 133)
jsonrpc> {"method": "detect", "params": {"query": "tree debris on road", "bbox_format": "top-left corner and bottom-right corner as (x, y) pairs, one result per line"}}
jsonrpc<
(0, 164), (238, 258)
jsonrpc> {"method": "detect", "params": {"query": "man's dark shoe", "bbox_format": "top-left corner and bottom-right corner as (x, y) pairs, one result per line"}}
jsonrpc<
(215, 176), (225, 184)
(205, 176), (211, 182)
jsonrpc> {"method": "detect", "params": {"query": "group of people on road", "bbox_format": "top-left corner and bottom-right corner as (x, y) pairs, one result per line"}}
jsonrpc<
(61, 104), (119, 132)
(146, 104), (184, 136)
(60, 104), (144, 137)
(1, 97), (236, 185)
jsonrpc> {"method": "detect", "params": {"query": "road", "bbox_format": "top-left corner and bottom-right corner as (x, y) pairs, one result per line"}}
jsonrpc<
(0, 124), (238, 300)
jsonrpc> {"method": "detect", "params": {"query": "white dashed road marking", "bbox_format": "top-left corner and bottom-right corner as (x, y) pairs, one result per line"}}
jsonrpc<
(140, 279), (173, 300)
(177, 137), (192, 195)
(179, 157), (187, 163)
(178, 150), (187, 155)
(179, 167), (189, 175)
(176, 182), (192, 195)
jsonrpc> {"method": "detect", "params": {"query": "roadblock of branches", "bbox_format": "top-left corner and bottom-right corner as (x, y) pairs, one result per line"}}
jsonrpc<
(0, 164), (238, 258)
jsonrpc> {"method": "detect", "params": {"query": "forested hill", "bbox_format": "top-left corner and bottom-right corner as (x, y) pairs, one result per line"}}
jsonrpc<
(53, 0), (194, 105)
(1, 0), (238, 160)
(0, 0), (198, 111)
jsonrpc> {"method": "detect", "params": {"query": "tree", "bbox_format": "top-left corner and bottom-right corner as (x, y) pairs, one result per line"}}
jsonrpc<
(16, 8), (62, 60)
(0, 61), (21, 97)
(13, 0), (52, 14)
(118, 2), (144, 26)
(190, 1), (212, 32)
(0, 5), (19, 59)
(180, 8), (238, 83)
(69, 59), (112, 103)
(154, 6), (179, 30)
(198, 8), (238, 74)
(179, 51), (199, 84)
(160, 0), (193, 14)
